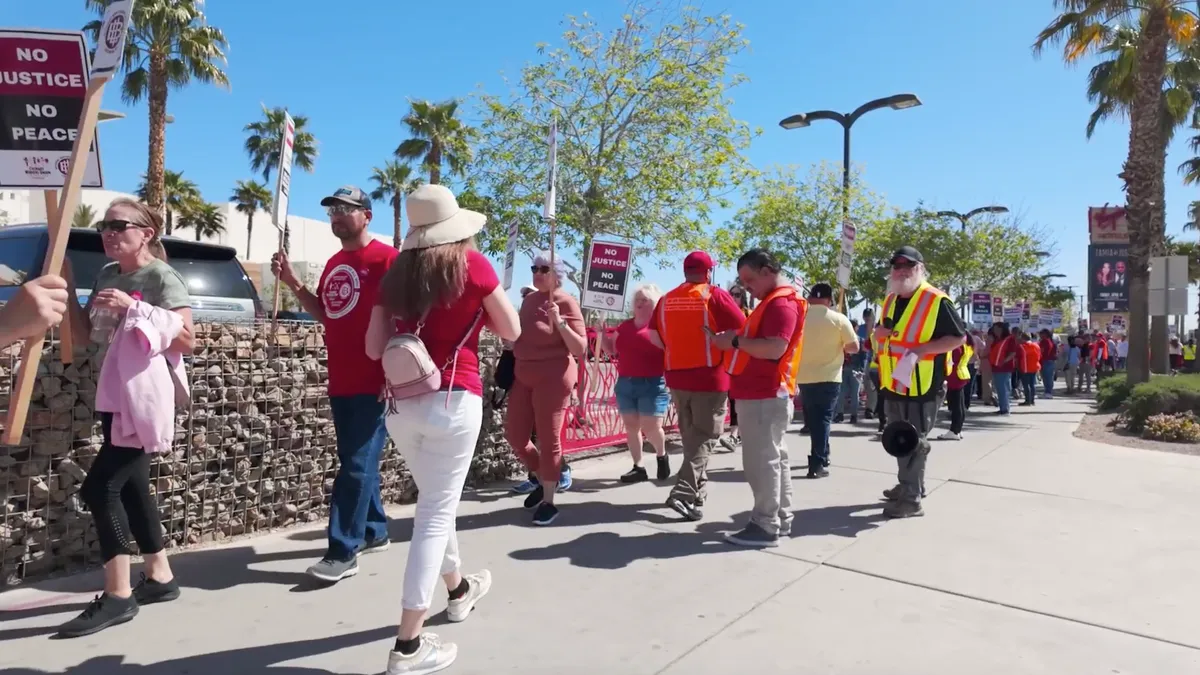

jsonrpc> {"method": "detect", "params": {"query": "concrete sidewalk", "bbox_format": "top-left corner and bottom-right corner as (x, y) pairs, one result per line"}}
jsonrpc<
(2, 396), (1199, 674)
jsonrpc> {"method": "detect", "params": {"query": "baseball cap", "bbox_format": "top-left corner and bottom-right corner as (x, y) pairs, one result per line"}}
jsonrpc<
(890, 246), (924, 265)
(808, 282), (834, 300)
(683, 251), (714, 271)
(320, 185), (372, 210)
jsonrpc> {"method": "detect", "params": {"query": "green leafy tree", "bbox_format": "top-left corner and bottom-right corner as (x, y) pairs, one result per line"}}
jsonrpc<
(472, 6), (756, 276)
(1034, 0), (1199, 383)
(369, 161), (423, 248)
(712, 163), (887, 288)
(84, 0), (229, 211)
(243, 105), (319, 184)
(231, 179), (272, 259)
(395, 100), (474, 186)
(178, 201), (226, 242)
(72, 203), (97, 229)
(136, 169), (200, 235)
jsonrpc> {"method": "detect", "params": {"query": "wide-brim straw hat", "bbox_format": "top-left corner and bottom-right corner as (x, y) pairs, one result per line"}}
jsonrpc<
(402, 184), (486, 250)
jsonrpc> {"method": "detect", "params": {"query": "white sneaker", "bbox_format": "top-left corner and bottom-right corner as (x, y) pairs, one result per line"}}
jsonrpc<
(446, 570), (492, 623)
(937, 431), (962, 441)
(386, 634), (457, 674)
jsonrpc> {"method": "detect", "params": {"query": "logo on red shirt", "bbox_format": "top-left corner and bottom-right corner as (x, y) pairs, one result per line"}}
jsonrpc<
(323, 264), (362, 319)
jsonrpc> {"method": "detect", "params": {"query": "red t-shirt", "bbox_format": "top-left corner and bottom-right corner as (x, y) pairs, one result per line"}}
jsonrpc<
(990, 336), (1016, 373)
(615, 319), (665, 378)
(649, 285), (746, 392)
(320, 240), (398, 397)
(392, 250), (498, 397)
(1038, 337), (1056, 362)
(730, 296), (801, 401)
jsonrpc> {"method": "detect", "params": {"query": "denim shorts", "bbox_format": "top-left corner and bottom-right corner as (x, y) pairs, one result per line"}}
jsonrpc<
(614, 376), (669, 417)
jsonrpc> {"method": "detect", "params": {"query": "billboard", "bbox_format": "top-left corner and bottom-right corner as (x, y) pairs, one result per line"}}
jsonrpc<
(1088, 206), (1128, 244)
(1088, 244), (1129, 312)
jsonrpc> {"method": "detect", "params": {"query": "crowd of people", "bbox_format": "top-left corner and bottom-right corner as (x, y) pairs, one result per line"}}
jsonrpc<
(0, 183), (1189, 674)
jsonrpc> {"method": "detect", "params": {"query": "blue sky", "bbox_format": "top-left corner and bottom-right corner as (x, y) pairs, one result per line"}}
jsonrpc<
(10, 0), (1198, 327)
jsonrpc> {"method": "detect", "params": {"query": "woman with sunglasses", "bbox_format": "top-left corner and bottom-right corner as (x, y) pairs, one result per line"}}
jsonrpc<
(57, 198), (193, 637)
(504, 253), (587, 525)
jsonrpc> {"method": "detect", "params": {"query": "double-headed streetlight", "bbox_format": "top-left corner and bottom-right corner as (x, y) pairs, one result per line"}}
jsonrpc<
(779, 93), (923, 224)
(936, 205), (1009, 231)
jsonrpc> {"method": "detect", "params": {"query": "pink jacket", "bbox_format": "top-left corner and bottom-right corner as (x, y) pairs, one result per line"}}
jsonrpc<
(95, 301), (190, 454)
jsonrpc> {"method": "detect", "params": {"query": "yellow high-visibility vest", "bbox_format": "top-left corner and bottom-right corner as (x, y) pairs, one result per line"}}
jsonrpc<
(878, 282), (948, 397)
(954, 343), (974, 380)
(1184, 344), (1196, 361)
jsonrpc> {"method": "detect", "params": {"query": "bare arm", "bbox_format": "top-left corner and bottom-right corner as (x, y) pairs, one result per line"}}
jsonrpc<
(289, 283), (327, 323)
(481, 286), (520, 342)
(646, 329), (664, 349)
(734, 335), (790, 361)
(365, 306), (394, 361)
(169, 307), (195, 354)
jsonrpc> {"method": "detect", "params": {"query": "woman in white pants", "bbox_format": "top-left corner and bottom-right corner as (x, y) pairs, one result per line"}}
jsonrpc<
(366, 184), (520, 675)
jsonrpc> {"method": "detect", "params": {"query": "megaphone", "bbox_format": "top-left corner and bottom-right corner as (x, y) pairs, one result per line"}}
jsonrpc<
(881, 419), (921, 458)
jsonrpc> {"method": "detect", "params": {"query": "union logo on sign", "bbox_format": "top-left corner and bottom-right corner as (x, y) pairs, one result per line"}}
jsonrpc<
(104, 12), (127, 50)
(56, 158), (71, 175)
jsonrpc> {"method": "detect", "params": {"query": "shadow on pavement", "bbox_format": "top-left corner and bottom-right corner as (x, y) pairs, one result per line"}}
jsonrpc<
(2, 625), (393, 674)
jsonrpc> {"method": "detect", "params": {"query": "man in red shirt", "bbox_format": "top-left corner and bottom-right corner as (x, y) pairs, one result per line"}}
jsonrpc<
(273, 185), (398, 583)
(1037, 329), (1058, 399)
(648, 251), (745, 521)
(712, 249), (806, 548)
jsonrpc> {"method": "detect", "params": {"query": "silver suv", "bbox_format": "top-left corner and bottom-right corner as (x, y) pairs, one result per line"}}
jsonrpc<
(0, 224), (263, 322)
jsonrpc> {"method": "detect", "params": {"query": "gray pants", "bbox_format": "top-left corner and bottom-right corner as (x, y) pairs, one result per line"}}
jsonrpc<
(669, 390), (727, 506)
(737, 397), (794, 536)
(1077, 362), (1094, 391)
(884, 394), (942, 504)
(864, 368), (878, 412)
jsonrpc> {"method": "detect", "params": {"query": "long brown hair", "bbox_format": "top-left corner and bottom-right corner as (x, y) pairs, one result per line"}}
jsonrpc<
(107, 198), (168, 261)
(379, 238), (473, 320)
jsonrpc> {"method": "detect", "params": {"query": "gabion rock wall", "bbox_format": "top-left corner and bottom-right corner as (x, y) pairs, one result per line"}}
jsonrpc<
(0, 321), (522, 587)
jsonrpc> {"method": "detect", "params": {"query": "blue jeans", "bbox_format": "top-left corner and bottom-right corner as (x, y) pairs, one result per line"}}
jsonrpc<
(327, 394), (390, 561)
(1022, 373), (1038, 403)
(1040, 362), (1056, 396)
(834, 366), (862, 417)
(800, 382), (840, 468)
(992, 372), (1012, 414)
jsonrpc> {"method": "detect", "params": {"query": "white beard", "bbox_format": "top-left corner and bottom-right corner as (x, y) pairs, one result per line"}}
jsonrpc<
(887, 275), (923, 297)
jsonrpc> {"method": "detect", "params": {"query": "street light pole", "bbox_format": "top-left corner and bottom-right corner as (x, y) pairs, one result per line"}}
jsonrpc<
(935, 205), (1010, 232)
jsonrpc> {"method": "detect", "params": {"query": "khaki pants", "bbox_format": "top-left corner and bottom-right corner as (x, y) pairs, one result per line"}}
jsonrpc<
(668, 390), (727, 506)
(738, 397), (794, 536)
(978, 360), (994, 405)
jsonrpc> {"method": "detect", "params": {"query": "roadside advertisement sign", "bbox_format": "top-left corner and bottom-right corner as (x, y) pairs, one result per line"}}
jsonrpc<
(0, 29), (103, 188)
(582, 240), (633, 312)
(970, 291), (992, 327)
(1088, 205), (1129, 244)
(1088, 243), (1129, 312)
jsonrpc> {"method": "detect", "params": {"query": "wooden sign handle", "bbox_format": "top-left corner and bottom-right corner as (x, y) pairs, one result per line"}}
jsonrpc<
(4, 78), (107, 445)
(270, 226), (284, 333)
(42, 190), (74, 365)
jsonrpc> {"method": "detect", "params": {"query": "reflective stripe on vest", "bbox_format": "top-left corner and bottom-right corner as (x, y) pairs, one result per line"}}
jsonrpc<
(878, 283), (946, 396)
(725, 285), (808, 395)
(659, 283), (720, 371)
(955, 344), (974, 380)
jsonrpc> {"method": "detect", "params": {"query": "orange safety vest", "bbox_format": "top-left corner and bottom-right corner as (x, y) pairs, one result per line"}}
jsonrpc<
(879, 282), (948, 396)
(1020, 342), (1040, 374)
(725, 285), (808, 395)
(1090, 339), (1108, 364)
(658, 282), (725, 371)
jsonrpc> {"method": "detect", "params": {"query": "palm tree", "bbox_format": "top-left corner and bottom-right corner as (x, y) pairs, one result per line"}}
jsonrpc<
(243, 105), (319, 184)
(178, 202), (226, 242)
(395, 99), (473, 185)
(72, 204), (97, 229)
(1034, 0), (1199, 384)
(368, 161), (422, 248)
(231, 179), (272, 259)
(84, 0), (229, 212)
(137, 169), (200, 236)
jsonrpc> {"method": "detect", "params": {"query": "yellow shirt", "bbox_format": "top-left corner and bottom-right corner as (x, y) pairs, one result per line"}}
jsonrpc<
(796, 305), (857, 384)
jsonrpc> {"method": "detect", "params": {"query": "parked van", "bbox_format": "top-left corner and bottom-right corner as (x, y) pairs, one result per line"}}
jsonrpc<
(0, 224), (263, 323)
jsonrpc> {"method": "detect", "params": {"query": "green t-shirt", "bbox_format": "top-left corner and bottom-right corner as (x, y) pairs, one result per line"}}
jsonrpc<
(88, 259), (191, 355)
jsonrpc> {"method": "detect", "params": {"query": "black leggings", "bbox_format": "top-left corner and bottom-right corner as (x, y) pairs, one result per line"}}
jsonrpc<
(80, 414), (164, 563)
(946, 387), (966, 434)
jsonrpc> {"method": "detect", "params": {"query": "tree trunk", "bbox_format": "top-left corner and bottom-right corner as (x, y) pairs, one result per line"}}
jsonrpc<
(246, 212), (254, 259)
(165, 208), (173, 236)
(393, 193), (402, 249)
(1122, 10), (1170, 385)
(145, 51), (169, 216)
(196, 227), (202, 242)
(429, 145), (442, 185)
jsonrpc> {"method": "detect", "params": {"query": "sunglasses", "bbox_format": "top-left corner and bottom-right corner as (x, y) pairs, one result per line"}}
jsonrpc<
(891, 260), (918, 270)
(326, 204), (363, 217)
(531, 265), (552, 274)
(97, 219), (146, 233)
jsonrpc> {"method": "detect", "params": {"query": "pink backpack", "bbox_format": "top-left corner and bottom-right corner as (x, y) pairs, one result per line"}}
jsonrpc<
(381, 308), (482, 411)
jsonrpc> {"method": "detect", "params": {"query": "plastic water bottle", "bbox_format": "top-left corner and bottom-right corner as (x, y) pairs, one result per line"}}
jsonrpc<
(90, 291), (142, 344)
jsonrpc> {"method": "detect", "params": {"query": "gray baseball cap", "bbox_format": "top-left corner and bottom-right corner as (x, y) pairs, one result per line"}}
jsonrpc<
(320, 185), (372, 209)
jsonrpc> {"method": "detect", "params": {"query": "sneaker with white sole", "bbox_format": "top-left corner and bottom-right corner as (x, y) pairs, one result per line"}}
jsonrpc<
(306, 556), (358, 583)
(385, 633), (457, 675)
(446, 570), (492, 623)
(937, 431), (962, 441)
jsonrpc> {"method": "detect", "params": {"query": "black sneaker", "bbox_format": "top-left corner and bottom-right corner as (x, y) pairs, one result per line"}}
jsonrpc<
(532, 502), (559, 526)
(57, 593), (138, 638)
(656, 454), (671, 480)
(523, 485), (545, 509)
(807, 465), (829, 479)
(666, 496), (703, 521)
(850, 414), (858, 424)
(833, 414), (845, 423)
(619, 465), (648, 483)
(864, 410), (875, 420)
(799, 426), (810, 435)
(132, 573), (180, 605)
(724, 523), (779, 548)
